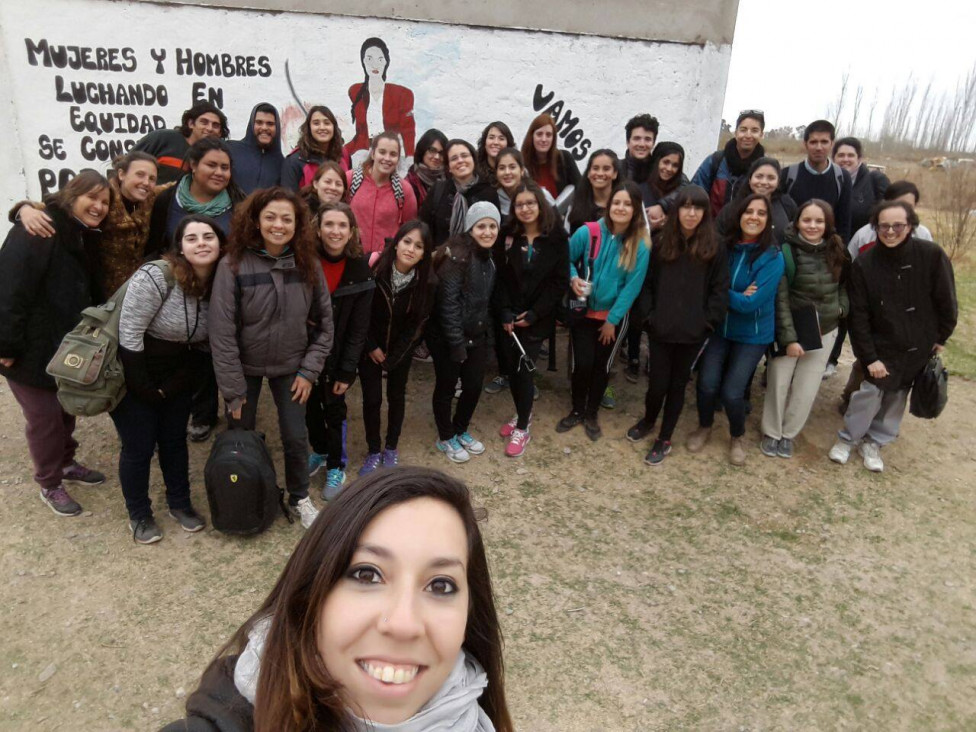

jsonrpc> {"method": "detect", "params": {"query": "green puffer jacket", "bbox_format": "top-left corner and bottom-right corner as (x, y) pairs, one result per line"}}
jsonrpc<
(775, 229), (849, 349)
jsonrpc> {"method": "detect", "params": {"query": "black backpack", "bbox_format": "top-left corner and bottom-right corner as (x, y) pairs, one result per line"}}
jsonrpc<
(204, 429), (290, 535)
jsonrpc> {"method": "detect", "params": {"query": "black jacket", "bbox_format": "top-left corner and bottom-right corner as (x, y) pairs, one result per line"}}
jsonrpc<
(160, 656), (252, 732)
(638, 243), (729, 344)
(365, 268), (436, 371)
(848, 237), (957, 390)
(492, 228), (569, 340)
(428, 242), (496, 361)
(0, 206), (101, 389)
(419, 178), (500, 246)
(554, 149), (582, 194)
(850, 164), (890, 235)
(322, 254), (374, 384)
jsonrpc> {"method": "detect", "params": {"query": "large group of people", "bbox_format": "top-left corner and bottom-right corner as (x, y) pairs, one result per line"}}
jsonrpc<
(0, 101), (960, 545)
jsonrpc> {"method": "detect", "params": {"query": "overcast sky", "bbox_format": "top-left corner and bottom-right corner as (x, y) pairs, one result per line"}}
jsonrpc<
(722, 0), (976, 133)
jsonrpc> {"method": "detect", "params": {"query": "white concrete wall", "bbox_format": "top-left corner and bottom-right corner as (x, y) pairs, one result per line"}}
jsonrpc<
(0, 0), (733, 208)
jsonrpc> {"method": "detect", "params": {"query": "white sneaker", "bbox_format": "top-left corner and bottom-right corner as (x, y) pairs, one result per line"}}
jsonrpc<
(436, 436), (470, 463)
(822, 363), (838, 380)
(828, 440), (853, 464)
(456, 431), (485, 455)
(293, 496), (319, 529)
(859, 441), (884, 472)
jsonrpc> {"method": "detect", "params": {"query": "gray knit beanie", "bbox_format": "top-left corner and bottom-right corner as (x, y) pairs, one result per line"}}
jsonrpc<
(464, 201), (501, 231)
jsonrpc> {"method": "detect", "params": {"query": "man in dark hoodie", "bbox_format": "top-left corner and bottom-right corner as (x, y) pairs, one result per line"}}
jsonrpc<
(691, 109), (766, 216)
(623, 114), (659, 183)
(227, 102), (284, 194)
(132, 101), (227, 184)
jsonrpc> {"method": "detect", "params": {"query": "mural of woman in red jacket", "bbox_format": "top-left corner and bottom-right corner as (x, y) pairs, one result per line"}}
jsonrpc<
(345, 37), (416, 162)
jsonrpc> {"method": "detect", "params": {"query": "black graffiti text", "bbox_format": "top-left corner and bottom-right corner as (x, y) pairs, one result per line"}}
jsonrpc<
(531, 84), (592, 162)
(25, 38), (136, 72)
(174, 49), (272, 78)
(54, 76), (168, 107)
(68, 106), (166, 136)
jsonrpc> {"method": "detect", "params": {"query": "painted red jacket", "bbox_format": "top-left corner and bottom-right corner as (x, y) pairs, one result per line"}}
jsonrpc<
(345, 83), (416, 157)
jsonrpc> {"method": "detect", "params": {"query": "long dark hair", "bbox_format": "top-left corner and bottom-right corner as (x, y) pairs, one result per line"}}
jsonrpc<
(568, 148), (621, 232)
(350, 37), (390, 124)
(227, 186), (318, 285)
(412, 128), (448, 170)
(657, 185), (718, 264)
(725, 192), (775, 262)
(646, 141), (685, 197)
(793, 199), (846, 281)
(476, 121), (516, 179)
(733, 156), (781, 202)
(183, 137), (245, 203)
(297, 105), (345, 162)
(195, 468), (512, 732)
(507, 180), (556, 237)
(373, 220), (434, 315)
(165, 214), (227, 298)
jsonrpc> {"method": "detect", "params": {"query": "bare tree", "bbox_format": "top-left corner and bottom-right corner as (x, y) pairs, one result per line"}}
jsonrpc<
(849, 84), (865, 136)
(827, 71), (850, 130)
(931, 166), (976, 262)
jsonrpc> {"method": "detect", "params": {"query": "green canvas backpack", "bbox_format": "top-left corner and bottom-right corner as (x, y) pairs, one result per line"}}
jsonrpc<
(46, 260), (174, 416)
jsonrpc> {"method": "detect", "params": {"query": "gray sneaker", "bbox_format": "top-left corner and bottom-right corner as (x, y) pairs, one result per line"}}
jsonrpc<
(777, 437), (794, 459)
(39, 485), (82, 517)
(130, 516), (163, 544)
(484, 375), (508, 394)
(760, 435), (780, 458)
(169, 506), (206, 532)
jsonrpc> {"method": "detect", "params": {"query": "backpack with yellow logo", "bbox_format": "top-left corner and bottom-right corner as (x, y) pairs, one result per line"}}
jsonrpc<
(204, 429), (289, 535)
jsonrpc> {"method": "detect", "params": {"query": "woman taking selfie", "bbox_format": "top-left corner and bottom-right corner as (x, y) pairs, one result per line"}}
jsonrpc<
(162, 467), (513, 732)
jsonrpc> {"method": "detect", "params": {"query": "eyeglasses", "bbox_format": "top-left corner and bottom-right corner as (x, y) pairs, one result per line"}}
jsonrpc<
(878, 223), (908, 234)
(514, 201), (538, 210)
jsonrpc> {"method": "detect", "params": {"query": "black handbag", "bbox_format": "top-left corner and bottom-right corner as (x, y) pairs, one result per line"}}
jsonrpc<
(909, 354), (948, 419)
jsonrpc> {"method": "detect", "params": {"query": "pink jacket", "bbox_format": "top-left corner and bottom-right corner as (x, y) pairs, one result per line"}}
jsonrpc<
(346, 170), (418, 256)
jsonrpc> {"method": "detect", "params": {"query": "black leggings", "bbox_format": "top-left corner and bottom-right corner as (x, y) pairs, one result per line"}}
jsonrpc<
(429, 339), (488, 441)
(570, 315), (628, 419)
(305, 376), (347, 470)
(501, 331), (542, 429)
(644, 340), (702, 442)
(359, 355), (413, 453)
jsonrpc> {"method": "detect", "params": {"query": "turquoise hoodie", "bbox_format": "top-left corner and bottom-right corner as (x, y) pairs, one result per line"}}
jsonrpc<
(723, 242), (784, 344)
(568, 219), (649, 326)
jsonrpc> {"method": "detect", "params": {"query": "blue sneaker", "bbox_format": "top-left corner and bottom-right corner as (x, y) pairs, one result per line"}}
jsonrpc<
(456, 431), (485, 455)
(308, 452), (326, 477)
(322, 468), (346, 501)
(436, 437), (470, 463)
(359, 452), (382, 476)
(382, 448), (399, 468)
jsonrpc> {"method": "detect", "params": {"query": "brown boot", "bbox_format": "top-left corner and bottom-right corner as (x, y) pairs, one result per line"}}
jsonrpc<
(729, 436), (747, 466)
(686, 426), (712, 453)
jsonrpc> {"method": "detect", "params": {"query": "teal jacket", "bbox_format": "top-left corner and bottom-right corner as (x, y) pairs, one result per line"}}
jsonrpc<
(568, 219), (649, 326)
(723, 242), (785, 344)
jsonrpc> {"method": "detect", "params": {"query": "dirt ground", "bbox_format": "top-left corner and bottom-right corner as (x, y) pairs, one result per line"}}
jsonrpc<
(2, 335), (974, 731)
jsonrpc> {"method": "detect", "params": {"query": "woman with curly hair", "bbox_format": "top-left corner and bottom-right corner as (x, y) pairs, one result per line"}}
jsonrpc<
(209, 187), (334, 529)
(281, 106), (348, 191)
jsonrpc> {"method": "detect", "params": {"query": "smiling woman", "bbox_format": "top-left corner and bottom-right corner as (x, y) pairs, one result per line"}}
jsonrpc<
(161, 467), (512, 731)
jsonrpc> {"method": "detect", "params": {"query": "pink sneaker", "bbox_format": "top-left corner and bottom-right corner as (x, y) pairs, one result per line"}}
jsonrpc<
(499, 414), (531, 438)
(505, 429), (531, 458)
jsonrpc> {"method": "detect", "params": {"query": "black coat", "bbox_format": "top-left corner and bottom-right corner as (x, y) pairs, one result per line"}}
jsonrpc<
(0, 206), (101, 389)
(848, 237), (957, 390)
(492, 228), (569, 340)
(850, 164), (890, 234)
(419, 178), (500, 246)
(428, 242), (496, 361)
(364, 268), (436, 371)
(322, 254), (374, 384)
(160, 656), (252, 732)
(638, 243), (730, 344)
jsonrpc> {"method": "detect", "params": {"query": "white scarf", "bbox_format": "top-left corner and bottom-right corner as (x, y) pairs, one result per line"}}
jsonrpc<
(234, 617), (494, 732)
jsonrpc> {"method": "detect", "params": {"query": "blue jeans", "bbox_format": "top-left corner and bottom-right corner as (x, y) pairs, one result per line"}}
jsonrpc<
(696, 336), (768, 437)
(110, 390), (194, 521)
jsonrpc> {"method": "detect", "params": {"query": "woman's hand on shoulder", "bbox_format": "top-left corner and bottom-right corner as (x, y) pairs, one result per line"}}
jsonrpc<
(19, 206), (55, 238)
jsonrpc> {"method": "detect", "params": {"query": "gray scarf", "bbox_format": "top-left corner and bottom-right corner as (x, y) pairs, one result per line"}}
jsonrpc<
(449, 175), (480, 238)
(234, 618), (494, 732)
